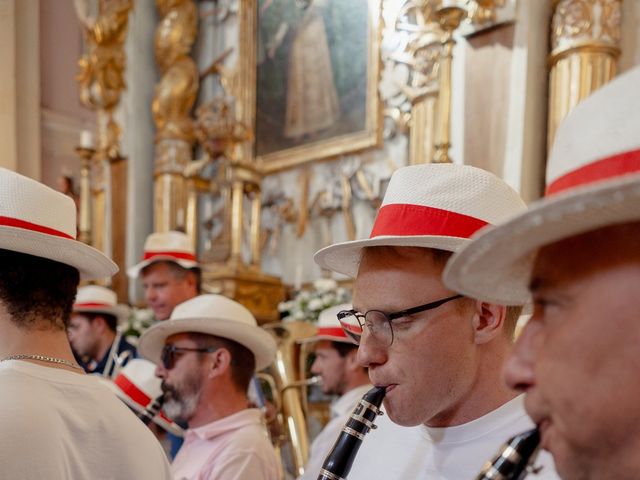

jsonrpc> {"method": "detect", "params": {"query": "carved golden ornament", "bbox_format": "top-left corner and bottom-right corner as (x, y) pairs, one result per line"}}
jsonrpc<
(76, 0), (132, 158)
(552, 0), (621, 51)
(410, 38), (442, 89)
(152, 0), (200, 142)
(552, 0), (593, 47)
(194, 98), (254, 160)
(466, 0), (505, 25)
(601, 0), (622, 44)
(76, 0), (131, 111)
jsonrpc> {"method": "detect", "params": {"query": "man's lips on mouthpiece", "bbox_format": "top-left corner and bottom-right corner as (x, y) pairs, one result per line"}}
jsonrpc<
(376, 384), (397, 393)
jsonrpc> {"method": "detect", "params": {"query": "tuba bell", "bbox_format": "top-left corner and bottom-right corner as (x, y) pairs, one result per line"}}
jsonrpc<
(261, 320), (317, 478)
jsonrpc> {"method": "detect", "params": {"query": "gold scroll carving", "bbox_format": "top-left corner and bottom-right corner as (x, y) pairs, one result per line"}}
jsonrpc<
(548, 0), (622, 148)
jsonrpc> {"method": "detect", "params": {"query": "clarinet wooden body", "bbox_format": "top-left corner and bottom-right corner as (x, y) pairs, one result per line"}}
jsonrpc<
(317, 386), (386, 480)
(476, 428), (541, 480)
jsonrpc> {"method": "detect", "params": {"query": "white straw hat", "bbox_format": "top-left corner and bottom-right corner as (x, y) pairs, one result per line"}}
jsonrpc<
(98, 359), (184, 437)
(314, 163), (527, 278)
(299, 303), (355, 344)
(73, 285), (130, 324)
(444, 66), (640, 305)
(138, 294), (277, 371)
(0, 168), (117, 280)
(127, 231), (198, 278)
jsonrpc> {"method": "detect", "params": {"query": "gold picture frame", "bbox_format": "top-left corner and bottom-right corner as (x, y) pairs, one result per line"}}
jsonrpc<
(241, 0), (382, 173)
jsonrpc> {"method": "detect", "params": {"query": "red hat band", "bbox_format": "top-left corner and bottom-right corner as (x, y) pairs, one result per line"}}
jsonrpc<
(371, 204), (489, 239)
(546, 148), (640, 196)
(143, 251), (197, 262)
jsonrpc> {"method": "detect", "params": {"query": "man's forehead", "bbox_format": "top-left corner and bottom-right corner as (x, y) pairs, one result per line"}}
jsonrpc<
(165, 332), (196, 346)
(530, 222), (640, 291)
(141, 261), (185, 278)
(70, 313), (90, 324)
(353, 254), (448, 313)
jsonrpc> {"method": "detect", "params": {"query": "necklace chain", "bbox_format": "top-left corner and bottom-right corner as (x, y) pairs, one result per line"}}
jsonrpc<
(1, 354), (83, 371)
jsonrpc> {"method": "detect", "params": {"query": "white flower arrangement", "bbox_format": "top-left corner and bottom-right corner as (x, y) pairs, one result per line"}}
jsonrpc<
(120, 307), (155, 345)
(278, 278), (351, 323)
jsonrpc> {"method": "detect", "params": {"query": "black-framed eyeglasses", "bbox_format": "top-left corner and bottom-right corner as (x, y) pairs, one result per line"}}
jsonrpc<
(337, 294), (463, 347)
(160, 345), (219, 370)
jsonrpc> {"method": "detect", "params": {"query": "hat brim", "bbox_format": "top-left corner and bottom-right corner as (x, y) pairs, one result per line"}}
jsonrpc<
(138, 317), (277, 371)
(73, 304), (130, 324)
(127, 256), (199, 279)
(444, 174), (640, 306)
(314, 235), (470, 278)
(0, 227), (117, 280)
(96, 377), (184, 437)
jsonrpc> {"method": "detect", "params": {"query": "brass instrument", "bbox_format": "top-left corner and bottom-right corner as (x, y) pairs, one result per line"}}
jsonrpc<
(262, 321), (317, 478)
(476, 428), (541, 480)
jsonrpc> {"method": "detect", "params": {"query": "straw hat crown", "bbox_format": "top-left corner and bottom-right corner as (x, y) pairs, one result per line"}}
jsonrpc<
(73, 285), (129, 323)
(138, 294), (277, 371)
(0, 167), (116, 280)
(315, 163), (527, 278)
(127, 230), (198, 278)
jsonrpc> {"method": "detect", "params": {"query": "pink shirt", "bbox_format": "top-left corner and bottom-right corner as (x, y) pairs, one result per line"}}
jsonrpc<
(171, 408), (280, 480)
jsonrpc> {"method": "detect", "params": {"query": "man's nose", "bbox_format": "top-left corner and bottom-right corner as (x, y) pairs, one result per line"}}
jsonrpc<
(155, 363), (167, 379)
(356, 329), (388, 369)
(310, 358), (321, 375)
(503, 320), (540, 392)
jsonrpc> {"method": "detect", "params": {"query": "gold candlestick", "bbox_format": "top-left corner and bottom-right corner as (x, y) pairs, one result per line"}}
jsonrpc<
(75, 146), (96, 245)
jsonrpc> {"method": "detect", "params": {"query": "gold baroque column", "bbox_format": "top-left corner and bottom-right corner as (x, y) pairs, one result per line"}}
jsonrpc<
(548, 0), (622, 148)
(152, 0), (199, 232)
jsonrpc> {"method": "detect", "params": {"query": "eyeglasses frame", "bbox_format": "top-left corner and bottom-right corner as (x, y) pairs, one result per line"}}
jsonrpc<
(337, 293), (464, 346)
(160, 344), (219, 370)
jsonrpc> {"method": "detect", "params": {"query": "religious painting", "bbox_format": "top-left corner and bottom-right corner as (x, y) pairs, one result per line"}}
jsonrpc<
(255, 0), (382, 172)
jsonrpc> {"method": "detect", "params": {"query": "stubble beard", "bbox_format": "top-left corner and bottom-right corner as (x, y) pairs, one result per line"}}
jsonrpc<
(161, 373), (203, 423)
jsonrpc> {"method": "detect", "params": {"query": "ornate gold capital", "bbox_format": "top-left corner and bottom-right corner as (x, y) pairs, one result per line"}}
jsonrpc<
(551, 0), (622, 58)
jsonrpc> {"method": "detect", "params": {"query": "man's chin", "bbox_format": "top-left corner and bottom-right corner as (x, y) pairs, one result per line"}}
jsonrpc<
(162, 399), (187, 422)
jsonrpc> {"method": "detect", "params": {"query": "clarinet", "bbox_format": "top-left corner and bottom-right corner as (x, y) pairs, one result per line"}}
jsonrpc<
(475, 428), (541, 480)
(317, 386), (386, 480)
(137, 394), (165, 426)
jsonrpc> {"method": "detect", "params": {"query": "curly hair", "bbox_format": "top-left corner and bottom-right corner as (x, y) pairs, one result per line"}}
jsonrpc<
(0, 249), (80, 331)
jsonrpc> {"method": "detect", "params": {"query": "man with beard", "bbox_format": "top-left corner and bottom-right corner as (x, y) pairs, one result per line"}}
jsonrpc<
(0, 168), (171, 479)
(298, 304), (371, 479)
(68, 285), (135, 376)
(314, 164), (559, 478)
(138, 294), (281, 480)
(444, 67), (640, 479)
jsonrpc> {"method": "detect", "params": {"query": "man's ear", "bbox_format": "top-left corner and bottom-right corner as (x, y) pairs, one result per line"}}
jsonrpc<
(207, 348), (231, 379)
(471, 300), (506, 344)
(185, 271), (198, 292)
(94, 315), (108, 334)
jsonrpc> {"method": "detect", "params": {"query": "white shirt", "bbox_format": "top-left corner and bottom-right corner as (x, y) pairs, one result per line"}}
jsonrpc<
(347, 395), (560, 479)
(0, 360), (172, 479)
(299, 384), (372, 480)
